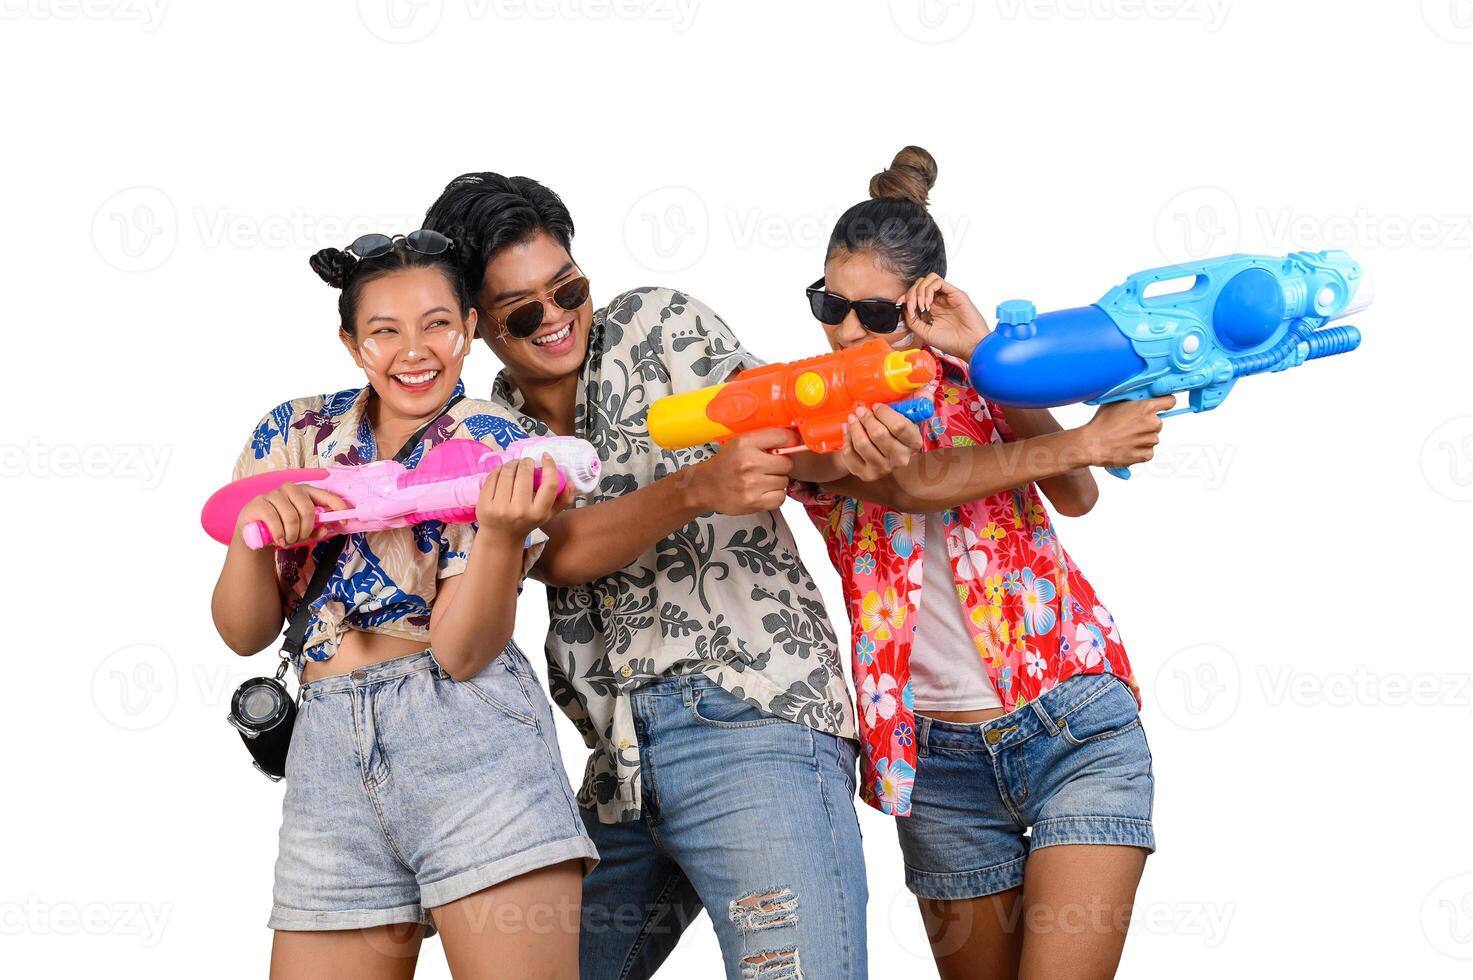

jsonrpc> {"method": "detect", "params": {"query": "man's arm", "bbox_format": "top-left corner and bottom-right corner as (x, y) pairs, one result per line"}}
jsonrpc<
(531, 429), (797, 588)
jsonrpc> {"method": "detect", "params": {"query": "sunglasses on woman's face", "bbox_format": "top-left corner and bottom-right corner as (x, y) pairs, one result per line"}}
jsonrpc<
(346, 229), (452, 261)
(492, 271), (591, 339)
(806, 278), (905, 334)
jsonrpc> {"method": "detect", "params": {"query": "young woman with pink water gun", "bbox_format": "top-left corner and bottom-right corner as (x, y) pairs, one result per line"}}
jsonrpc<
(209, 231), (596, 979)
(788, 148), (1170, 980)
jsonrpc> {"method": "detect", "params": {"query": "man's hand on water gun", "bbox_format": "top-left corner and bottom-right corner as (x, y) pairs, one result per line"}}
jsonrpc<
(475, 455), (569, 542)
(236, 484), (350, 551)
(836, 404), (924, 481)
(901, 274), (990, 360)
(689, 429), (797, 516)
(1076, 397), (1175, 470)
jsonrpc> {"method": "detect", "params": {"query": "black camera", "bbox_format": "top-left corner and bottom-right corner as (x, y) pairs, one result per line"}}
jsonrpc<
(227, 676), (296, 781)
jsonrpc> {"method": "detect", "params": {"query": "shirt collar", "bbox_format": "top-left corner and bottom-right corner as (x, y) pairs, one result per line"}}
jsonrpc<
(317, 378), (467, 465)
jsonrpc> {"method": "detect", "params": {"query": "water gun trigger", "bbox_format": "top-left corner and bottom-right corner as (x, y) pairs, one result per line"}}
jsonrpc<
(888, 397), (935, 424)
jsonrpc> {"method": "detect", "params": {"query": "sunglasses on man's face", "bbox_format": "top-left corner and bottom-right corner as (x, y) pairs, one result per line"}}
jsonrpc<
(806, 278), (905, 334)
(491, 272), (591, 339)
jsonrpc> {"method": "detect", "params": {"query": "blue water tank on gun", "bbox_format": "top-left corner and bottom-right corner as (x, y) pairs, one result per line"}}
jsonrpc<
(967, 250), (1370, 476)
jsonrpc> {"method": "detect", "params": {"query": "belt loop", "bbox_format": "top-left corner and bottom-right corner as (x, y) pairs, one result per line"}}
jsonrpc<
(1030, 691), (1061, 736)
(915, 714), (931, 758)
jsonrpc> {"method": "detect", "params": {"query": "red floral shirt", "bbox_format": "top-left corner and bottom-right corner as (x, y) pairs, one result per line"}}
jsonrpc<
(792, 353), (1139, 816)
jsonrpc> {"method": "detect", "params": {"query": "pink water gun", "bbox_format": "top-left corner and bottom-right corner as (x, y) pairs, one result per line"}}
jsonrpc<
(201, 437), (600, 550)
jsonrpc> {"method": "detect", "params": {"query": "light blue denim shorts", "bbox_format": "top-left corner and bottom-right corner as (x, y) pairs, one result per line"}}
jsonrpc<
(268, 647), (598, 932)
(897, 672), (1155, 901)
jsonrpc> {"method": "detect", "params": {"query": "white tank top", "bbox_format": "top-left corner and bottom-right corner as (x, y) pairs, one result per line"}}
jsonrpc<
(910, 513), (1003, 712)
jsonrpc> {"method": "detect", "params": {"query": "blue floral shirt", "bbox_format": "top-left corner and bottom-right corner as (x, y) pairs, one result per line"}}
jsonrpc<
(232, 379), (536, 666)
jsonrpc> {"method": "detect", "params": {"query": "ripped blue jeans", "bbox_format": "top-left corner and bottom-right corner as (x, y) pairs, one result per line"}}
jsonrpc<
(579, 675), (867, 980)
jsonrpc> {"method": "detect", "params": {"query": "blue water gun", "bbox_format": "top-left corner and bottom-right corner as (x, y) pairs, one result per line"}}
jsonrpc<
(968, 249), (1370, 478)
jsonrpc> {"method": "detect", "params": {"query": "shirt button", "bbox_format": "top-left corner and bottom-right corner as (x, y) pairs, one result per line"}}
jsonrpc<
(620, 665), (634, 678)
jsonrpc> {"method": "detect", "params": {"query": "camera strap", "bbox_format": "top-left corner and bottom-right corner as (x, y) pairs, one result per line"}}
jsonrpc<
(277, 392), (466, 667)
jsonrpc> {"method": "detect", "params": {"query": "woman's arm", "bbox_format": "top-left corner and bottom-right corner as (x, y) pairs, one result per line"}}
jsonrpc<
(210, 482), (349, 655)
(211, 538), (287, 656)
(430, 456), (566, 681)
(818, 398), (1173, 515)
(993, 406), (1100, 517)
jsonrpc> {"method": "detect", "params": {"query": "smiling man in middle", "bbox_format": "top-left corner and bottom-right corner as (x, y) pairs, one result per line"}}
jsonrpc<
(424, 171), (920, 979)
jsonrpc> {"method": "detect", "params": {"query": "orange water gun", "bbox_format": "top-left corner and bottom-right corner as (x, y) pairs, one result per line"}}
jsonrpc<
(647, 338), (939, 454)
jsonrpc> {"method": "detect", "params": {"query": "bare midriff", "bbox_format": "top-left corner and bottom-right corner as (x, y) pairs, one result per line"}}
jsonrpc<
(919, 706), (1011, 725)
(300, 630), (432, 683)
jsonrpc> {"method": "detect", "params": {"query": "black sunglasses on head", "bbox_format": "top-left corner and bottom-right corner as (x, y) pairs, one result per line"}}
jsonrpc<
(806, 278), (905, 334)
(345, 229), (453, 261)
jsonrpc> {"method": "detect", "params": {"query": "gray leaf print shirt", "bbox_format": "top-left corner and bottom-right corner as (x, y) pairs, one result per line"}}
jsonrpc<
(490, 287), (856, 823)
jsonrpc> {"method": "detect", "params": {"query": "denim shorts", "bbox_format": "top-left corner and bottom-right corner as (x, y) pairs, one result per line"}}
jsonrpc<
(268, 647), (598, 932)
(897, 672), (1155, 901)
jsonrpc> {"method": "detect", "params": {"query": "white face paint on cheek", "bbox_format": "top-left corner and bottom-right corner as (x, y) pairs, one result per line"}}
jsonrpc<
(362, 337), (379, 356)
(363, 365), (379, 378)
(452, 332), (465, 358)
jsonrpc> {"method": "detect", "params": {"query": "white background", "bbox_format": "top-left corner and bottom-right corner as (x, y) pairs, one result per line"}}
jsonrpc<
(3, 1), (1472, 976)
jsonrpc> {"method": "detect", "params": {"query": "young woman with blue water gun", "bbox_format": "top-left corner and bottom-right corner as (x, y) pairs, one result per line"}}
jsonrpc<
(790, 147), (1173, 980)
(209, 232), (597, 980)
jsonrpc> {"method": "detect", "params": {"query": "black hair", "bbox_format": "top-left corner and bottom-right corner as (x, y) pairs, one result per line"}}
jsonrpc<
(309, 244), (471, 335)
(422, 173), (575, 300)
(827, 145), (947, 283)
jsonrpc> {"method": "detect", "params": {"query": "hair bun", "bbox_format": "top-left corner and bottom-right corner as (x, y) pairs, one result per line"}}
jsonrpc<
(309, 247), (355, 289)
(869, 145), (938, 209)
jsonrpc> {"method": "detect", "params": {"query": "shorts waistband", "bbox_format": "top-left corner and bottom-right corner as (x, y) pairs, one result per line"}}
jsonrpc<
(918, 672), (1129, 753)
(299, 649), (441, 701)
